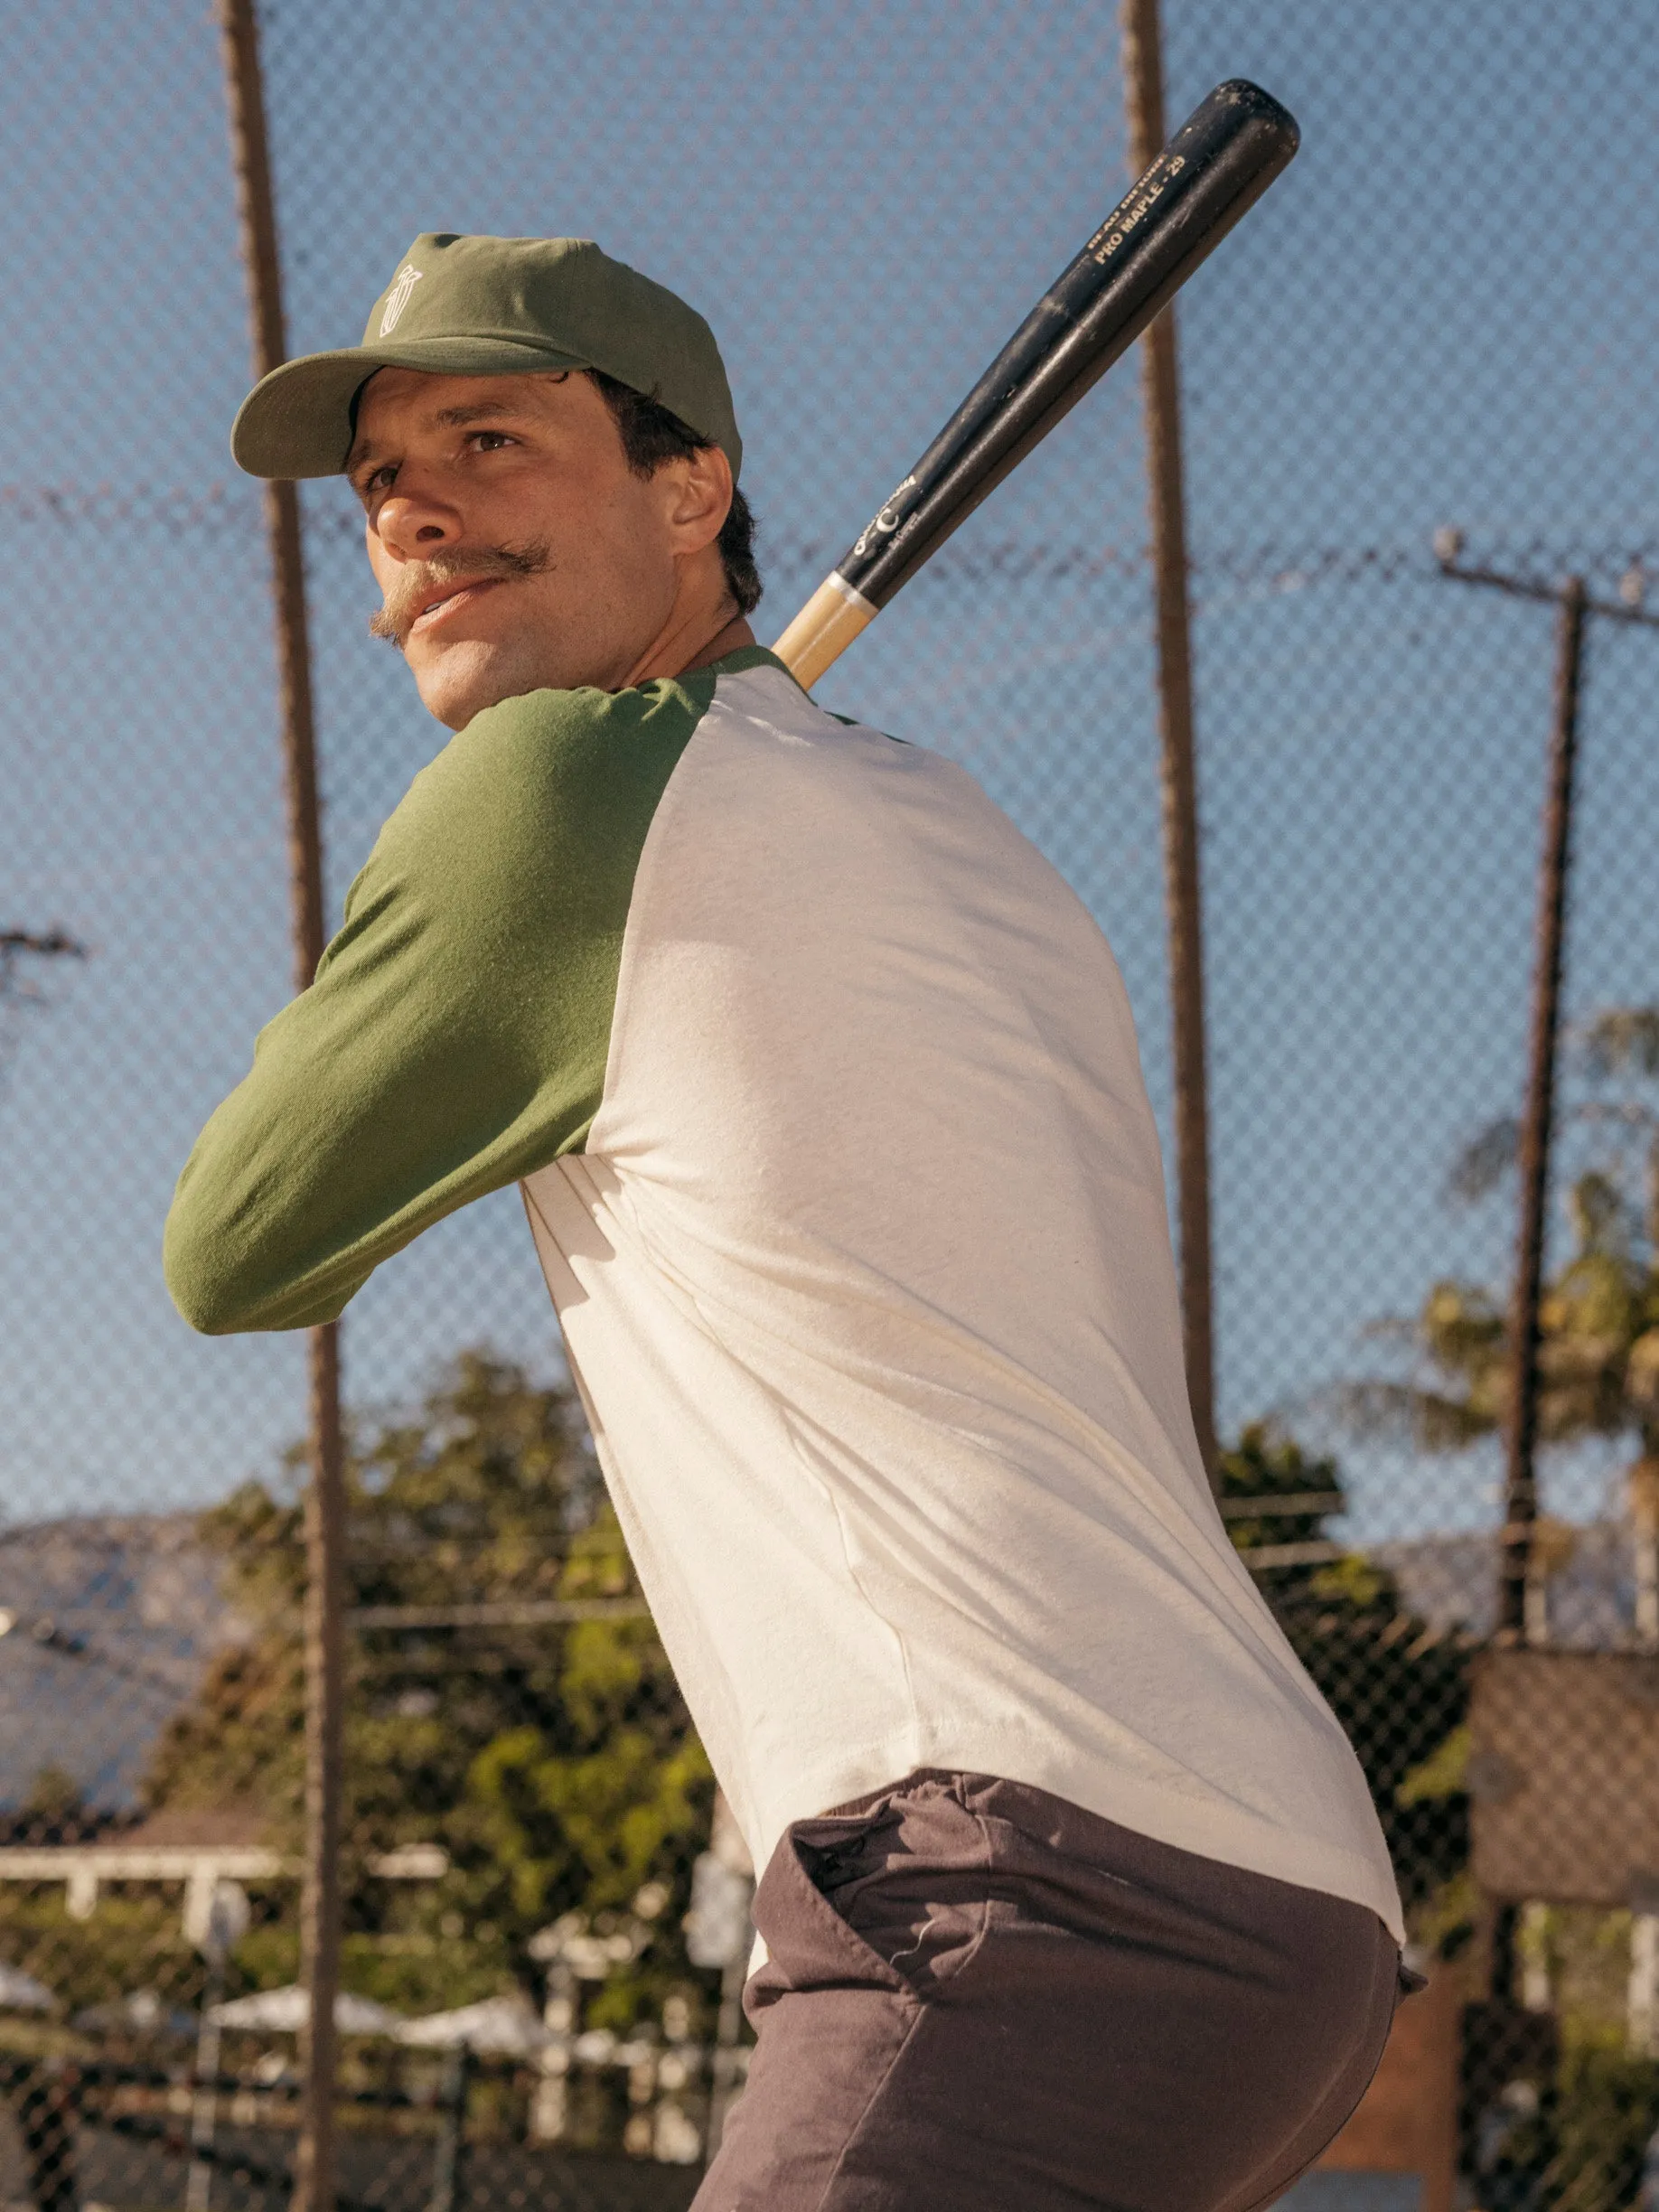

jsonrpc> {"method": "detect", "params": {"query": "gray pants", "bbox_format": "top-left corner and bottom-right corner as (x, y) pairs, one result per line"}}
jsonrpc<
(696, 1769), (1405, 2211)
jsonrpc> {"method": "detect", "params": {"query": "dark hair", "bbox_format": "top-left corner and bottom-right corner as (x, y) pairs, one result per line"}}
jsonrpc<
(588, 369), (762, 617)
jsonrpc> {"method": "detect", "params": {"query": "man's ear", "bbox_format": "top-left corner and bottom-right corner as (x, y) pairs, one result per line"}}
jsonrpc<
(661, 444), (734, 557)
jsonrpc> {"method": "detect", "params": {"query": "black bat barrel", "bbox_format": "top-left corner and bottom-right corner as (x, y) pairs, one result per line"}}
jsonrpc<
(833, 80), (1298, 612)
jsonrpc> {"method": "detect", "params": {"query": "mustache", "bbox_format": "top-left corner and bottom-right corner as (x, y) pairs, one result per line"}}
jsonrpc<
(369, 540), (552, 648)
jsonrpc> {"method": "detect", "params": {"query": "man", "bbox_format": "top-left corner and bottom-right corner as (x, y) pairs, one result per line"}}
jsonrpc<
(167, 233), (1409, 2210)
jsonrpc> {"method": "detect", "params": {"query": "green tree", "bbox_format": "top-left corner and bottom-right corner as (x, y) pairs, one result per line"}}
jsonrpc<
(146, 1352), (711, 2021)
(20, 1767), (86, 1837)
(1321, 1009), (1659, 2194)
(1360, 1007), (1659, 1474)
(1219, 1423), (1470, 1919)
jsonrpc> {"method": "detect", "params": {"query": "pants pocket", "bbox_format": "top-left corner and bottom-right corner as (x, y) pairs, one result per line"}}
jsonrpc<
(794, 1800), (989, 1998)
(745, 1812), (915, 2029)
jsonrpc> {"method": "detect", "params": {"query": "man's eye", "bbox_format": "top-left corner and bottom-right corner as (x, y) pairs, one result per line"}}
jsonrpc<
(361, 464), (396, 498)
(470, 430), (515, 452)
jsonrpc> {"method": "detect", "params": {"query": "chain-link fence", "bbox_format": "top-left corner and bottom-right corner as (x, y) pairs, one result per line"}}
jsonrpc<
(5, 1), (1659, 2207)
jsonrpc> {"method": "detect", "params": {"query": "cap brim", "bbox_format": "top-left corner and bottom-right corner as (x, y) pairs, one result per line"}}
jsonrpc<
(230, 335), (591, 479)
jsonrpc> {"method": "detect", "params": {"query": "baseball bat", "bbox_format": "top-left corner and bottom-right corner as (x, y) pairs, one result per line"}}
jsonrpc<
(772, 79), (1298, 689)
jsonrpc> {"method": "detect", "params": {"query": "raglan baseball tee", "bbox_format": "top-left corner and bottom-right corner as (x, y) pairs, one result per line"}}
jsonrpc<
(165, 645), (1402, 1942)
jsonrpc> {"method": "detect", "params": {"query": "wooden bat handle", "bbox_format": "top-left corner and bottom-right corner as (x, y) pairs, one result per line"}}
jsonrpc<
(772, 573), (876, 689)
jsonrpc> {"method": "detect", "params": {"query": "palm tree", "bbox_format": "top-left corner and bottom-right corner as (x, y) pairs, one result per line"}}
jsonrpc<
(1354, 1007), (1659, 1634)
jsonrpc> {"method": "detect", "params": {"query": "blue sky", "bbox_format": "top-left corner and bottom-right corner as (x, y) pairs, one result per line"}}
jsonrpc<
(2, 0), (1656, 1549)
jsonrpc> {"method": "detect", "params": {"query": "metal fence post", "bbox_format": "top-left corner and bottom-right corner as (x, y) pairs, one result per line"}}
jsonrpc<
(426, 2043), (472, 2212)
(1499, 576), (1585, 1645)
(216, 7), (346, 2211)
(1119, 0), (1219, 1485)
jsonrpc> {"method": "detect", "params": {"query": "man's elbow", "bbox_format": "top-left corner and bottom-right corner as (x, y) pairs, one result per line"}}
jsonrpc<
(163, 1202), (347, 1336)
(163, 1209), (270, 1335)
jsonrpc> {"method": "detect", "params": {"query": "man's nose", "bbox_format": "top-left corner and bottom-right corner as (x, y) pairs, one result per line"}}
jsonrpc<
(375, 489), (460, 560)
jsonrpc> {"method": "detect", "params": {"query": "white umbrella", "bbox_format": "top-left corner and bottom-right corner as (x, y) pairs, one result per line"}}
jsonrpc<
(394, 1995), (549, 2056)
(0, 1964), (54, 2013)
(206, 1984), (398, 2035)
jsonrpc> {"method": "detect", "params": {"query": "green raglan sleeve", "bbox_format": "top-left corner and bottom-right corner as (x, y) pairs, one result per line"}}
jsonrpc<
(164, 670), (712, 1336)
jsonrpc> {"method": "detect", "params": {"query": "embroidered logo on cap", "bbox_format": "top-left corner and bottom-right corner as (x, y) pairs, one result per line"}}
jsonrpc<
(379, 265), (424, 337)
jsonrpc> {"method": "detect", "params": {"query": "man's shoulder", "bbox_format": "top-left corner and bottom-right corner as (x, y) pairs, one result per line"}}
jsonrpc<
(692, 658), (973, 812)
(385, 670), (720, 873)
(455, 669), (714, 782)
(464, 642), (794, 757)
(666, 660), (1084, 922)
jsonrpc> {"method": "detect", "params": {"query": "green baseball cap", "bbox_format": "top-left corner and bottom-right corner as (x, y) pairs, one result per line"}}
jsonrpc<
(231, 232), (742, 482)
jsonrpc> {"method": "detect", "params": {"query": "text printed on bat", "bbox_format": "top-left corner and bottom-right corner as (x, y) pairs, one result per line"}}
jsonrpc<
(850, 475), (920, 561)
(1085, 154), (1186, 265)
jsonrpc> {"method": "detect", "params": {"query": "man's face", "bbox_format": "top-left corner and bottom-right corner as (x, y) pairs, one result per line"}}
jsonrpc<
(350, 368), (726, 728)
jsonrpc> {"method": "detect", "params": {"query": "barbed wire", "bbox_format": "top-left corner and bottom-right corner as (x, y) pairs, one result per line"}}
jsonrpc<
(12, 483), (1659, 603)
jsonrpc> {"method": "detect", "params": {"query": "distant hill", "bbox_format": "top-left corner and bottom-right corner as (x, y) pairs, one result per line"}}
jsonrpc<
(1377, 1518), (1636, 1648)
(0, 1507), (1637, 1814)
(0, 1513), (242, 1810)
